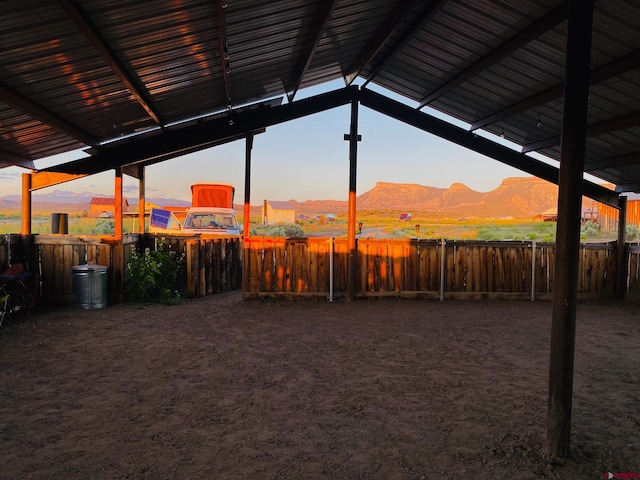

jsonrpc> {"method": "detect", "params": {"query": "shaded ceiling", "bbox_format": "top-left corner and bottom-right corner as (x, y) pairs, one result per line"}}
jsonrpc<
(1, 0), (639, 193)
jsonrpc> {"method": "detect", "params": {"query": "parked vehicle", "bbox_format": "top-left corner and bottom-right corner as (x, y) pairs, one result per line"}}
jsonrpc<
(150, 183), (240, 235)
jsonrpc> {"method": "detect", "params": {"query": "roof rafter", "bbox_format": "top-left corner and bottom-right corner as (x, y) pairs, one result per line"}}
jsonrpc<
(58, 0), (165, 126)
(361, 0), (448, 89)
(217, 0), (233, 110)
(0, 82), (98, 147)
(615, 183), (640, 193)
(358, 87), (619, 207)
(343, 0), (420, 86)
(585, 152), (640, 172)
(471, 50), (640, 131)
(522, 111), (640, 153)
(417, 2), (569, 109)
(287, 0), (338, 102)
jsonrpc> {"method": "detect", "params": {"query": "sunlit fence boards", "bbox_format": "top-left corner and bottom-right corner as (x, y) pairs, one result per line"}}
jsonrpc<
(244, 238), (630, 300)
(1, 235), (638, 304)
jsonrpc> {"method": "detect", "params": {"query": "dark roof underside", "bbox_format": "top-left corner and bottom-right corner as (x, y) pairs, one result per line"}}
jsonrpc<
(1, 0), (639, 192)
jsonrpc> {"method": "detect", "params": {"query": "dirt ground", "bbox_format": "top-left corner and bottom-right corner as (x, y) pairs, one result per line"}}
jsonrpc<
(1, 292), (638, 480)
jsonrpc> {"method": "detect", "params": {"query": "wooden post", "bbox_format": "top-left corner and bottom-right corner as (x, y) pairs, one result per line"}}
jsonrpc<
(21, 173), (32, 235)
(546, 0), (594, 460)
(616, 195), (628, 299)
(138, 165), (145, 234)
(345, 93), (361, 301)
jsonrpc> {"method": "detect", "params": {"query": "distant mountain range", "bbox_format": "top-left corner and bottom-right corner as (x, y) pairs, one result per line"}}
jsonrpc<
(293, 177), (561, 218)
(0, 177), (566, 218)
(0, 190), (190, 213)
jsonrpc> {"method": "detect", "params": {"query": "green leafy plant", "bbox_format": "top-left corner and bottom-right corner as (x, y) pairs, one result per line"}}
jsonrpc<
(626, 224), (639, 241)
(254, 223), (305, 237)
(581, 220), (600, 238)
(92, 219), (115, 235)
(125, 238), (185, 305)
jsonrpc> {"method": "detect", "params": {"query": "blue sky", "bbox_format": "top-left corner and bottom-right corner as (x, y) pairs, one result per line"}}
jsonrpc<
(1, 81), (551, 203)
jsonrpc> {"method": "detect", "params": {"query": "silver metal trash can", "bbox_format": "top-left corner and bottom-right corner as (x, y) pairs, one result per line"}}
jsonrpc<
(72, 264), (108, 309)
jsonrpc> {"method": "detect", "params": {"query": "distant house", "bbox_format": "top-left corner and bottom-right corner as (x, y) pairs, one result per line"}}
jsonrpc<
(262, 200), (296, 225)
(89, 197), (130, 218)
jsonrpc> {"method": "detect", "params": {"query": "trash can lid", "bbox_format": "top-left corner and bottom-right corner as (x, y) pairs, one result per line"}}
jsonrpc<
(72, 263), (107, 272)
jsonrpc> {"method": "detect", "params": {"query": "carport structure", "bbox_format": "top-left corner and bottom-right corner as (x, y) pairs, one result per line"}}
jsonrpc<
(1, 0), (639, 461)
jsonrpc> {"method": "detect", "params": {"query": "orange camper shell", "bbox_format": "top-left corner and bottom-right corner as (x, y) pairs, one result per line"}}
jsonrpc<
(191, 183), (235, 209)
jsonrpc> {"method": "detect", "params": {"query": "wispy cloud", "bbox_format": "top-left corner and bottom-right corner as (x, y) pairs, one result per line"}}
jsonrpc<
(0, 171), (21, 182)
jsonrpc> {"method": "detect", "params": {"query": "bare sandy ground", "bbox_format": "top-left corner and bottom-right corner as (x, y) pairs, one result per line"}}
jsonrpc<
(1, 292), (638, 479)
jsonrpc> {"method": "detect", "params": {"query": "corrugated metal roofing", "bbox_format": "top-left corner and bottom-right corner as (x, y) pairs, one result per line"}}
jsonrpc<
(1, 0), (639, 192)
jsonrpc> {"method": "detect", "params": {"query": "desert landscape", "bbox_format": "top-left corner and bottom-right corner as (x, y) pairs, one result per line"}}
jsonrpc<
(1, 291), (638, 479)
(1, 177), (625, 241)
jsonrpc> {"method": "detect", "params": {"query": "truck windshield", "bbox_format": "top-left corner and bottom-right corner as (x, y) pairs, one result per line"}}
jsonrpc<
(185, 213), (237, 230)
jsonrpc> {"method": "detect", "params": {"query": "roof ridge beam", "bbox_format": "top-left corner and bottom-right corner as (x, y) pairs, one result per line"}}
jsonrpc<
(287, 0), (338, 102)
(361, 0), (448, 89)
(344, 0), (420, 86)
(522, 111), (640, 153)
(0, 82), (98, 147)
(359, 88), (618, 207)
(417, 2), (569, 109)
(58, 0), (166, 125)
(471, 50), (640, 130)
(41, 87), (358, 176)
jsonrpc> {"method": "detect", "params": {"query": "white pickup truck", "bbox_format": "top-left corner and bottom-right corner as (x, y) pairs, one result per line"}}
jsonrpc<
(150, 183), (240, 236)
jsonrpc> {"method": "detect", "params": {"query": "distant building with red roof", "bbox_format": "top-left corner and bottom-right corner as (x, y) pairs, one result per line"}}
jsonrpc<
(89, 197), (130, 218)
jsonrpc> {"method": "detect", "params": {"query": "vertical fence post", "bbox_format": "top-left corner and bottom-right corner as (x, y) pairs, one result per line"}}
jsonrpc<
(616, 196), (628, 299)
(440, 238), (446, 301)
(531, 240), (536, 302)
(329, 237), (334, 302)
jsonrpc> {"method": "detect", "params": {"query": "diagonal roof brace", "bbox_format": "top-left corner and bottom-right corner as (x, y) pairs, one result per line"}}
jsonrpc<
(287, 0), (338, 102)
(343, 0), (420, 86)
(359, 88), (619, 207)
(417, 2), (569, 109)
(58, 0), (166, 126)
(361, 0), (448, 90)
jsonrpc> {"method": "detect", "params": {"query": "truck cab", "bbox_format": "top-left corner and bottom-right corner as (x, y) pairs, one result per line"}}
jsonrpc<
(181, 207), (240, 235)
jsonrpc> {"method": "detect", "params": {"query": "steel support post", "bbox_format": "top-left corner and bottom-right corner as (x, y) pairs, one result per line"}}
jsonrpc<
(138, 165), (145, 234)
(546, 0), (594, 460)
(345, 94), (360, 301)
(21, 173), (32, 235)
(244, 133), (253, 240)
(114, 168), (123, 241)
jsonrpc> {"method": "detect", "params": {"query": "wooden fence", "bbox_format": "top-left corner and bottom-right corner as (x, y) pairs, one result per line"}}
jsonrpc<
(1, 234), (241, 305)
(2, 235), (639, 305)
(244, 237), (636, 300)
(33, 234), (138, 303)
